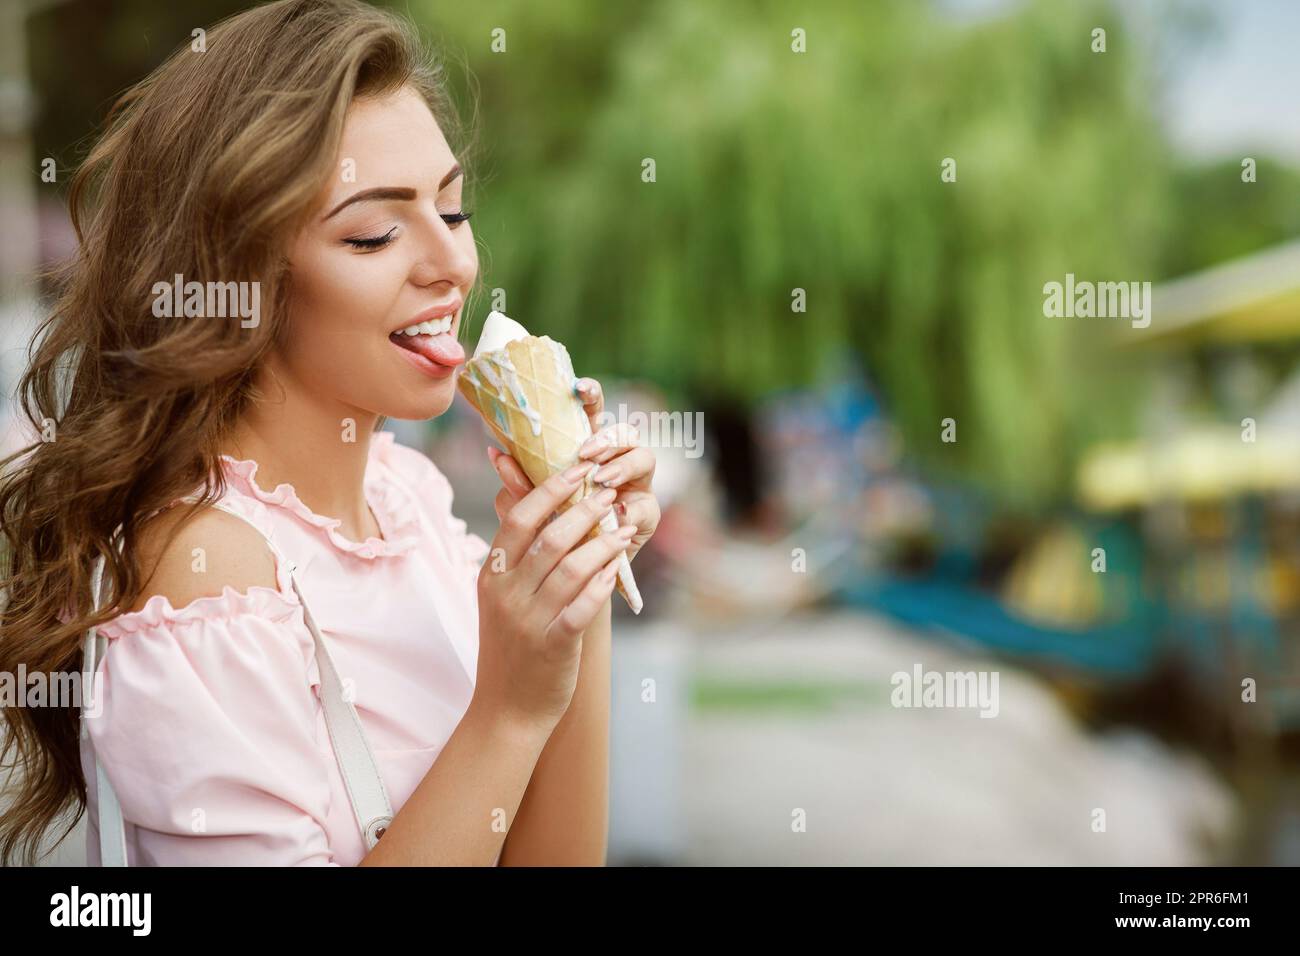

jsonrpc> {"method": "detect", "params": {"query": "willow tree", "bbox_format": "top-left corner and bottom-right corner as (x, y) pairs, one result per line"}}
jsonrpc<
(416, 0), (1171, 505)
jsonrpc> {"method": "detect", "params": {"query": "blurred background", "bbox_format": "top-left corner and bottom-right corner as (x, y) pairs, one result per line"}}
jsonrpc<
(6, 0), (1300, 864)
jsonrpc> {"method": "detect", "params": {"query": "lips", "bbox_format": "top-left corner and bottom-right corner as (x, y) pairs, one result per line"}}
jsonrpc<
(389, 304), (466, 376)
(392, 300), (462, 336)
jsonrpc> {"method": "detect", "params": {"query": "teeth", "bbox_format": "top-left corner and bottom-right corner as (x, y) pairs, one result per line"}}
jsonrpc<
(396, 315), (454, 337)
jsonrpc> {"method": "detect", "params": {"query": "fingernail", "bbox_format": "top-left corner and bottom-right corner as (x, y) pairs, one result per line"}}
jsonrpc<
(617, 524), (637, 538)
(592, 464), (617, 485)
(603, 561), (619, 581)
(595, 486), (617, 505)
(579, 437), (599, 458)
(563, 461), (597, 483)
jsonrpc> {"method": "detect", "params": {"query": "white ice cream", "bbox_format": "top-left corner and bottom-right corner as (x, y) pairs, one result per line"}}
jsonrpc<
(473, 310), (531, 359)
(464, 309), (642, 612)
(468, 310), (542, 436)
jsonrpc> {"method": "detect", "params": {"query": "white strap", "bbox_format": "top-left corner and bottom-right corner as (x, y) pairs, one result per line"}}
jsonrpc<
(285, 565), (394, 849)
(83, 503), (394, 865)
(82, 556), (128, 868)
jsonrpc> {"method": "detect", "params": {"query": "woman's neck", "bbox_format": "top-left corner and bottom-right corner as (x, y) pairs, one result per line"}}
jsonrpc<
(223, 363), (383, 542)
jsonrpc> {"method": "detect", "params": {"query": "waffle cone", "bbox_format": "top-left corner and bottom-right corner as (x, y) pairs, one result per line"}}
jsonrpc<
(457, 335), (643, 614)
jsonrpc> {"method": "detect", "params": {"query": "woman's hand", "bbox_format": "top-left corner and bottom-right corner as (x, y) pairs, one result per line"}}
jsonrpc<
(487, 376), (661, 563)
(474, 462), (635, 731)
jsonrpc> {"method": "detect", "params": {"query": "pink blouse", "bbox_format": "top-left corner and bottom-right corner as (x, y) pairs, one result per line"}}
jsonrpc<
(80, 431), (493, 865)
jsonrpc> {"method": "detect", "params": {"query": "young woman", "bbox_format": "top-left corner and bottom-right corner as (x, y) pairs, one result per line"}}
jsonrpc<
(0, 0), (658, 866)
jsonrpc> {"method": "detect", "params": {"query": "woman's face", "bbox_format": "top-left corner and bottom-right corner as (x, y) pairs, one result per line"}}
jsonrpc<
(279, 85), (477, 422)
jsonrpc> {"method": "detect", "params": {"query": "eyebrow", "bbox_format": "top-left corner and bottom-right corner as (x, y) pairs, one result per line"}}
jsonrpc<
(322, 163), (463, 220)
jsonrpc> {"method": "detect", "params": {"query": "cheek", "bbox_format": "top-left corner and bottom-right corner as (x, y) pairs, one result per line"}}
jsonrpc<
(279, 244), (457, 419)
(291, 243), (401, 331)
(275, 254), (398, 412)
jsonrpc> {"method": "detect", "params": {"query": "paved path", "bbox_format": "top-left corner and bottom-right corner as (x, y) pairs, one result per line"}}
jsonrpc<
(610, 609), (1239, 865)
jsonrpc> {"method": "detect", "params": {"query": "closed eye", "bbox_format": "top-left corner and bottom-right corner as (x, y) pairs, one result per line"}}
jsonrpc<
(343, 226), (397, 250)
(343, 212), (471, 251)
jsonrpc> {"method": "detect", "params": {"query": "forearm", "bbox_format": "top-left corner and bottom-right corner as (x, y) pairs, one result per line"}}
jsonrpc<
(358, 700), (552, 866)
(499, 597), (612, 866)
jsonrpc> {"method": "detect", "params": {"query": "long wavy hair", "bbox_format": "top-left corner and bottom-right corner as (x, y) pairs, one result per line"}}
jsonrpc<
(0, 0), (474, 865)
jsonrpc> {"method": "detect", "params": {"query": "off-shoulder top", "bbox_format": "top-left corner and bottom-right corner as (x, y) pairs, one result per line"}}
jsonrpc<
(79, 431), (492, 865)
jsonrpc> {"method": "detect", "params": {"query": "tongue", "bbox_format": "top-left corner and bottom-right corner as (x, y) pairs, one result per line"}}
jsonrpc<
(395, 332), (465, 367)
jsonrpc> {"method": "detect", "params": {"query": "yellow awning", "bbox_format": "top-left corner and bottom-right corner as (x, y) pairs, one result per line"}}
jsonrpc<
(1077, 428), (1300, 510)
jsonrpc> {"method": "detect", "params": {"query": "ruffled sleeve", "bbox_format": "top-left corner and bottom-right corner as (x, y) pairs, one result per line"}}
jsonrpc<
(85, 589), (339, 866)
(374, 432), (492, 590)
(439, 482), (493, 589)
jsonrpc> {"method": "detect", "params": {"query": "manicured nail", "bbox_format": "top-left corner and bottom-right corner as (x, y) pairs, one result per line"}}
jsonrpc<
(595, 487), (617, 505)
(563, 461), (597, 483)
(592, 464), (618, 485)
(617, 524), (637, 538)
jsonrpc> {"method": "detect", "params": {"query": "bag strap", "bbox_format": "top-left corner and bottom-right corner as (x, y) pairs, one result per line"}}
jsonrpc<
(82, 557), (128, 868)
(82, 501), (394, 865)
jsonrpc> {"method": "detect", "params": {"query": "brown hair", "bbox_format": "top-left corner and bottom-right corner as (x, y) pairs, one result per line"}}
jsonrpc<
(0, 0), (473, 865)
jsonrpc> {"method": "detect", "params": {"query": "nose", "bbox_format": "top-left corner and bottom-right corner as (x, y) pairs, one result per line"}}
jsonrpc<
(408, 202), (477, 291)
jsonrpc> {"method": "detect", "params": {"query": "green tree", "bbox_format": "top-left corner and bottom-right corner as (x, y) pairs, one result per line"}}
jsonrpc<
(420, 0), (1172, 505)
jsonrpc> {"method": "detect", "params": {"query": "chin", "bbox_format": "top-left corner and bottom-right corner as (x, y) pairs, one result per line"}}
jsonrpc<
(380, 380), (458, 422)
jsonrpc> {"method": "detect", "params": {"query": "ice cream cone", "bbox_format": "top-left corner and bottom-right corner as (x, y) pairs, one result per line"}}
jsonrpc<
(457, 311), (643, 614)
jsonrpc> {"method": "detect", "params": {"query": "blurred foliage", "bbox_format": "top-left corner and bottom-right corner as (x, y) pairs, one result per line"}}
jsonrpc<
(28, 0), (249, 171)
(1159, 158), (1300, 276)
(420, 0), (1172, 505)
(26, 0), (1300, 506)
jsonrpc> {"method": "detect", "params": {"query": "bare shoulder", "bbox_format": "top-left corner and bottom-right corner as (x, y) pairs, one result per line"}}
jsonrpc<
(126, 504), (278, 613)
